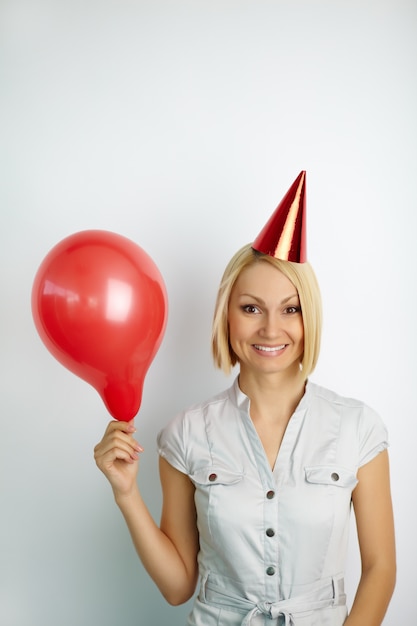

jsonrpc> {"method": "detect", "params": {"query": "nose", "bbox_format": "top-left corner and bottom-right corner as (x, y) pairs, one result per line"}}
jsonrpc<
(259, 312), (282, 338)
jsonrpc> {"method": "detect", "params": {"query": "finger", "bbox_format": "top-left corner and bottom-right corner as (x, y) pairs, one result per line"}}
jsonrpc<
(96, 422), (141, 453)
(95, 435), (144, 466)
(103, 419), (136, 436)
(99, 446), (139, 467)
(94, 435), (142, 462)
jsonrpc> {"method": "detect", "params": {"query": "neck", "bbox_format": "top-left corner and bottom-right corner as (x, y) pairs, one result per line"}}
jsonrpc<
(238, 367), (306, 424)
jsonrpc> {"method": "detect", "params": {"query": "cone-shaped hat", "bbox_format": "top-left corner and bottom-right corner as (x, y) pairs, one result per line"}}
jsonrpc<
(252, 171), (307, 263)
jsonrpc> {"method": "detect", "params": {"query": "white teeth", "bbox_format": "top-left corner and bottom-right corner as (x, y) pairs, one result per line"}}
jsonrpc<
(254, 344), (285, 352)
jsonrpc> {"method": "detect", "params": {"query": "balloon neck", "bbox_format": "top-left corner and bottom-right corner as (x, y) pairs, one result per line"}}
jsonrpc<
(102, 380), (143, 422)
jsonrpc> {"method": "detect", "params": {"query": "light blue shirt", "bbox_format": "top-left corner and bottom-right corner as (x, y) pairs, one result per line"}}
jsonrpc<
(157, 378), (388, 625)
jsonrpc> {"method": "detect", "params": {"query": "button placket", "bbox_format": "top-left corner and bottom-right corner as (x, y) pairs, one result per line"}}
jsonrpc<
(238, 402), (284, 597)
(264, 486), (279, 592)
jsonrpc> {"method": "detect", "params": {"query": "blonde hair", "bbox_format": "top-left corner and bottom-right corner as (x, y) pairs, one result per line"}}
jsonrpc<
(211, 244), (322, 379)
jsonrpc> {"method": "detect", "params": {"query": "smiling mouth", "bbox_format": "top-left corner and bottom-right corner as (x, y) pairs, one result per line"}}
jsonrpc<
(253, 344), (286, 352)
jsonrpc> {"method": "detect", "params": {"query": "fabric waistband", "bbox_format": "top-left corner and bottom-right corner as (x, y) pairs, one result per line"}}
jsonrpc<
(199, 573), (346, 625)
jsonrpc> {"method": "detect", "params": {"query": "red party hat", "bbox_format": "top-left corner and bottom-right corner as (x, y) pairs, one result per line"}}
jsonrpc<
(252, 171), (307, 263)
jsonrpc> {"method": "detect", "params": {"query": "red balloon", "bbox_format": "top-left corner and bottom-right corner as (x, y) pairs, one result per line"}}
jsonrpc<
(31, 230), (168, 421)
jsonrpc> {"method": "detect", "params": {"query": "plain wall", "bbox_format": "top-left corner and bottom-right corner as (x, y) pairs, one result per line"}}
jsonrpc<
(1, 1), (416, 624)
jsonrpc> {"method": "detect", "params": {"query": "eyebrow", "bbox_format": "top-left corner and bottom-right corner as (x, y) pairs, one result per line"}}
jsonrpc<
(238, 293), (299, 305)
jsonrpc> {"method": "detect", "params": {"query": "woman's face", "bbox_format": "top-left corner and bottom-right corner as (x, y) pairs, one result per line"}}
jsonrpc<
(228, 262), (304, 377)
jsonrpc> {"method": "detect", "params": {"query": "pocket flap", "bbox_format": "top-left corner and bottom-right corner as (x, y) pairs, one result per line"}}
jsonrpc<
(191, 466), (244, 486)
(305, 465), (358, 488)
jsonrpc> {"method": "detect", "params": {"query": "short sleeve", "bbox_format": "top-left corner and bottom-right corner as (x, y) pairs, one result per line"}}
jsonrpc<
(157, 412), (189, 475)
(358, 404), (389, 467)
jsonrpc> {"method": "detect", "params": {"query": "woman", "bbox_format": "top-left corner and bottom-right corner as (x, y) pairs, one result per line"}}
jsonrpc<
(94, 172), (396, 625)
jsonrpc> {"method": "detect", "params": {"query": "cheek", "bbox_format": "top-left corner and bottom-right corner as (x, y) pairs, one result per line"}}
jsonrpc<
(227, 325), (240, 363)
(227, 318), (240, 349)
(227, 315), (249, 354)
(227, 311), (239, 339)
(298, 320), (305, 348)
(288, 317), (304, 348)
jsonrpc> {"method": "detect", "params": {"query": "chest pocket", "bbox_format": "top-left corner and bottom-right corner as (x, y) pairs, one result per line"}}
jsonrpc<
(304, 465), (358, 489)
(190, 466), (247, 539)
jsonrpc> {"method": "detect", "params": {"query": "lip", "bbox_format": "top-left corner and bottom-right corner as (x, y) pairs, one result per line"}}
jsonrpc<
(252, 344), (287, 356)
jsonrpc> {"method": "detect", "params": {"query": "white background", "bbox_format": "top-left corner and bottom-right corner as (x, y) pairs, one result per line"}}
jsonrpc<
(1, 1), (416, 624)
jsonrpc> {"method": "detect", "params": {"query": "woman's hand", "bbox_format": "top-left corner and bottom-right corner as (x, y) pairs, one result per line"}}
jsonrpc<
(94, 420), (143, 498)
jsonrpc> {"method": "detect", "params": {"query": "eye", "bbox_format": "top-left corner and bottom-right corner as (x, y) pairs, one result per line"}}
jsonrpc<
(284, 305), (302, 315)
(241, 304), (261, 314)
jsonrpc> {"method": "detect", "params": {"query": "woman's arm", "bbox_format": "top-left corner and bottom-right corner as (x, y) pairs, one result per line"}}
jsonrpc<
(94, 421), (199, 605)
(345, 449), (396, 625)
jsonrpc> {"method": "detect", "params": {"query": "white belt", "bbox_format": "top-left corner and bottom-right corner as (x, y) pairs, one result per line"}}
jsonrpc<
(200, 574), (346, 625)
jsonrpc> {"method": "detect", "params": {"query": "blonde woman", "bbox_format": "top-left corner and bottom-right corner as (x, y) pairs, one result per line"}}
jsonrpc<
(95, 172), (395, 625)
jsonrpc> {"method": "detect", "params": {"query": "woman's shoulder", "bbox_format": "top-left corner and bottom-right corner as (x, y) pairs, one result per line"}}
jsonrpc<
(307, 381), (382, 420)
(157, 381), (238, 474)
(158, 381), (237, 440)
(306, 381), (388, 465)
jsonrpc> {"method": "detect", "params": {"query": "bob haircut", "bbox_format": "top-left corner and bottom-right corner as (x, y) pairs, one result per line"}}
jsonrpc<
(211, 244), (322, 379)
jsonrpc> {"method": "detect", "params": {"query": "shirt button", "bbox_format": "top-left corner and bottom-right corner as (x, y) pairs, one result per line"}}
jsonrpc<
(331, 472), (340, 482)
(266, 490), (275, 499)
(266, 528), (275, 537)
(208, 473), (217, 482)
(266, 566), (276, 576)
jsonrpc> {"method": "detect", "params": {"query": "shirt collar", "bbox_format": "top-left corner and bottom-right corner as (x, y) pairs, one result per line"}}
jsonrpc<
(229, 374), (311, 414)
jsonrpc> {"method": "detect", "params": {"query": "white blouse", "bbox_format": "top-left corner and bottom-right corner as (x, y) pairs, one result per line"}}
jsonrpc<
(157, 378), (388, 626)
